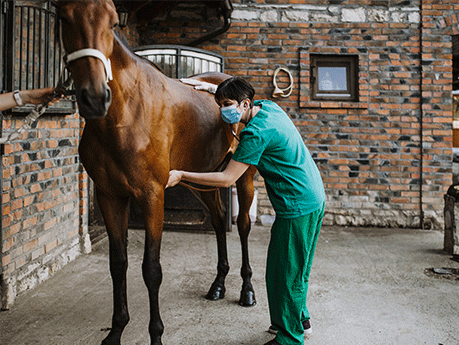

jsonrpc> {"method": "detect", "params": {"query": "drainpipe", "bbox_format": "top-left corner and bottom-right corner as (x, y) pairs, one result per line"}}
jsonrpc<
(419, 0), (425, 229)
(188, 0), (232, 47)
(0, 121), (3, 304)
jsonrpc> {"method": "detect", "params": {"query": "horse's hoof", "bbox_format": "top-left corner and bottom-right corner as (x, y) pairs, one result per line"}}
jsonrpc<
(101, 330), (121, 345)
(151, 337), (163, 345)
(101, 338), (120, 345)
(239, 290), (256, 307)
(205, 284), (225, 300)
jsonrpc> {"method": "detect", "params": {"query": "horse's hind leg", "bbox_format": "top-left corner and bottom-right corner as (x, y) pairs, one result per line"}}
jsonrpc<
(235, 166), (257, 307)
(96, 189), (130, 345)
(199, 189), (230, 301)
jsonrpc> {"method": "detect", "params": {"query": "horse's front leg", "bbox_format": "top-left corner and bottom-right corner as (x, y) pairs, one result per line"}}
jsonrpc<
(235, 167), (257, 307)
(96, 189), (130, 345)
(138, 186), (165, 345)
(199, 190), (230, 301)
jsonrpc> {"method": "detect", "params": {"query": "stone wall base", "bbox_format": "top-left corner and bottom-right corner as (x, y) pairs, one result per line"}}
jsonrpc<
(1, 241), (82, 310)
(323, 209), (442, 230)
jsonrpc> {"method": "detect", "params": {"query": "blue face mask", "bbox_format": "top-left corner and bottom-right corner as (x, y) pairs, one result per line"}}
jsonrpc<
(220, 104), (242, 124)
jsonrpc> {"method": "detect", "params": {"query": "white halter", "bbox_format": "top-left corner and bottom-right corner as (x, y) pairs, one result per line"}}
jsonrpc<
(59, 18), (113, 83)
(64, 48), (113, 83)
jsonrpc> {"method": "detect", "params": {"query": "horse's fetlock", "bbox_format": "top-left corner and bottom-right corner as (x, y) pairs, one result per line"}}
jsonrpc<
(113, 314), (129, 329)
(149, 321), (164, 345)
(241, 264), (253, 277)
(217, 263), (230, 276)
(241, 281), (254, 293)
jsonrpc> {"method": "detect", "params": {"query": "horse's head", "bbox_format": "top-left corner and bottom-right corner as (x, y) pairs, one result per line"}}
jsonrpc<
(57, 0), (118, 119)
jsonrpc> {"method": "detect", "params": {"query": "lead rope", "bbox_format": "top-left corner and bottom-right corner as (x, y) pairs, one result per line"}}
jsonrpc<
(0, 75), (74, 145)
(178, 181), (220, 192)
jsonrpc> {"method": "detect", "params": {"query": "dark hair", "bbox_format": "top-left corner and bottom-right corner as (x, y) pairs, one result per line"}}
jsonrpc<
(215, 77), (255, 107)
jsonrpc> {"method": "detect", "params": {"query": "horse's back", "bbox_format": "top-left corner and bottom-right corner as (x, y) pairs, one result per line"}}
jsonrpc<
(188, 72), (232, 85)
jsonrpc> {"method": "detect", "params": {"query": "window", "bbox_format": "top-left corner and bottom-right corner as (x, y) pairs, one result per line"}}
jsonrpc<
(310, 54), (359, 102)
(453, 35), (459, 91)
(1, 0), (74, 114)
(134, 45), (224, 79)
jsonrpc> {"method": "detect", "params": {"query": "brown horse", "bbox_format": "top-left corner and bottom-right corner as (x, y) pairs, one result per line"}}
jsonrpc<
(57, 1), (257, 344)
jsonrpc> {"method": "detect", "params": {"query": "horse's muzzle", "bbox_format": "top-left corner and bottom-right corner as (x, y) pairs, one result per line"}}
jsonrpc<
(76, 84), (112, 119)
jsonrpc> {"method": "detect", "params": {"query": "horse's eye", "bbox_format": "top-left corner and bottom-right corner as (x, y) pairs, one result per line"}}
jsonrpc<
(113, 22), (119, 29)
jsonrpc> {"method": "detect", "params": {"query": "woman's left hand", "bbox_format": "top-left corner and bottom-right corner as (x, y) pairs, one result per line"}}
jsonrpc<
(166, 170), (183, 188)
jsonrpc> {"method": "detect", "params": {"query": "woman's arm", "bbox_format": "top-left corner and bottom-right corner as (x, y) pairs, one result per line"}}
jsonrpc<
(167, 159), (250, 188)
(0, 92), (20, 112)
(0, 87), (59, 112)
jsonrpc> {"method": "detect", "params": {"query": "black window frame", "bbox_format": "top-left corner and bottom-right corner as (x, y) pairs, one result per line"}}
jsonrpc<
(1, 0), (74, 115)
(453, 35), (459, 91)
(310, 54), (359, 102)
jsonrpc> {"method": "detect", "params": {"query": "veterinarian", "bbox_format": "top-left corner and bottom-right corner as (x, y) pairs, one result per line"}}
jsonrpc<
(0, 87), (58, 112)
(167, 76), (325, 345)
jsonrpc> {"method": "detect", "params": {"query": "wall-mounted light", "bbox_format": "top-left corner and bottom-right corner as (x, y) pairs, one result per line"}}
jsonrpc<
(117, 5), (129, 29)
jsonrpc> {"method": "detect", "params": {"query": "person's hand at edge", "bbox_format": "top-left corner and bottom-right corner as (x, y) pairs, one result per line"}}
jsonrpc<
(166, 170), (183, 188)
(21, 87), (63, 106)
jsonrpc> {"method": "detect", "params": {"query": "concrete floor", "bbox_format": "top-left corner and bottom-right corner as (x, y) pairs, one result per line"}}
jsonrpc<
(0, 225), (458, 345)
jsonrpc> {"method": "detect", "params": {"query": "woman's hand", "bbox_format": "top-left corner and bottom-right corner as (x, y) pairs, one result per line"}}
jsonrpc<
(21, 87), (63, 106)
(0, 87), (65, 112)
(180, 78), (218, 94)
(166, 170), (183, 188)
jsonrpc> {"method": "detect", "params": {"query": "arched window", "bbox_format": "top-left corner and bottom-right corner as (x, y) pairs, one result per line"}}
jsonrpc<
(134, 45), (224, 79)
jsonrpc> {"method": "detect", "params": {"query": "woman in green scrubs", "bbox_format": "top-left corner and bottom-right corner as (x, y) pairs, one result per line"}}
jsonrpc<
(168, 76), (325, 345)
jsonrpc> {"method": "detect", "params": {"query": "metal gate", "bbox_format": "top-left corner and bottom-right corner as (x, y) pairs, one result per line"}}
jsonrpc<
(1, 1), (73, 114)
(134, 45), (224, 78)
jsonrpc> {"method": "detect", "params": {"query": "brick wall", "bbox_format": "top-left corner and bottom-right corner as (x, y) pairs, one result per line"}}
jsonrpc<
(1, 112), (90, 309)
(141, 0), (455, 230)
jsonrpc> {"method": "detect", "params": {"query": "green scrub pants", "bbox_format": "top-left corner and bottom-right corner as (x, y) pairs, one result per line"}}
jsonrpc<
(266, 203), (324, 345)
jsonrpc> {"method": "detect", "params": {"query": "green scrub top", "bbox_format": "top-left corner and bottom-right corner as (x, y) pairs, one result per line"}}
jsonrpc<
(232, 100), (325, 218)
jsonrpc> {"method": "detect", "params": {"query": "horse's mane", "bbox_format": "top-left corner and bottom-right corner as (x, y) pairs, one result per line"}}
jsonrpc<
(115, 32), (164, 74)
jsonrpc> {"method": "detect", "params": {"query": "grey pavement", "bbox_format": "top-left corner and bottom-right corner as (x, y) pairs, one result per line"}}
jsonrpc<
(0, 225), (458, 345)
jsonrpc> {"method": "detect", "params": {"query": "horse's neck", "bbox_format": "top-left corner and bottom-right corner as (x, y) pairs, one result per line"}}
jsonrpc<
(103, 36), (165, 126)
(111, 35), (165, 89)
(110, 37), (168, 98)
(111, 36), (143, 88)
